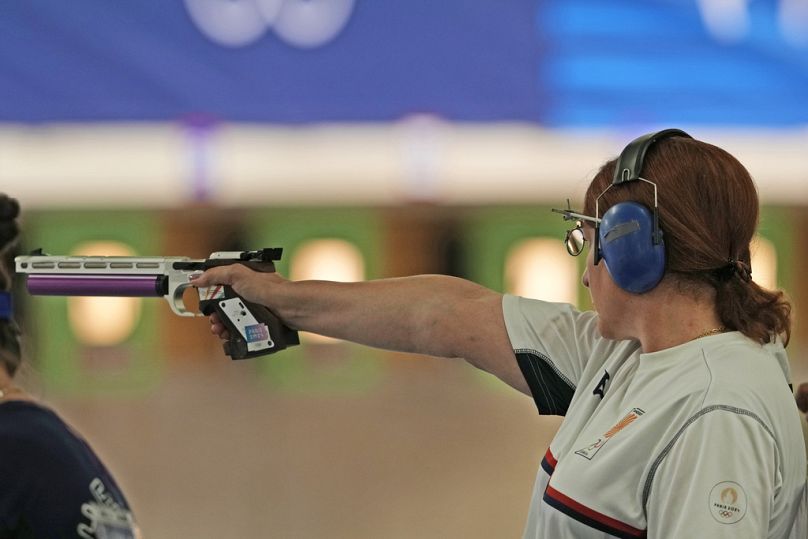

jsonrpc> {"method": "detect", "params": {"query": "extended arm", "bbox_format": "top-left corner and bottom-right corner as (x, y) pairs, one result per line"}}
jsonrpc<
(192, 265), (529, 394)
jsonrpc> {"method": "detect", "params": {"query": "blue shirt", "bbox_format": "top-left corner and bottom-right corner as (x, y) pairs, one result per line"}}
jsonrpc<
(0, 400), (138, 538)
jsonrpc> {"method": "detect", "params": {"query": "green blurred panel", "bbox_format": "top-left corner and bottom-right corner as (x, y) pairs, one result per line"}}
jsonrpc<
(757, 207), (801, 362)
(464, 206), (588, 306)
(247, 208), (383, 395)
(21, 211), (162, 395)
(758, 206), (795, 295)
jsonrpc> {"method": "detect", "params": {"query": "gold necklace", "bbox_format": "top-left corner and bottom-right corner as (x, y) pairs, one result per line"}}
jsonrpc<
(0, 386), (21, 399)
(693, 327), (726, 340)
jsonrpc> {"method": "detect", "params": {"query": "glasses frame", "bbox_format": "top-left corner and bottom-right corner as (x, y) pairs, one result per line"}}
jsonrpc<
(551, 206), (601, 257)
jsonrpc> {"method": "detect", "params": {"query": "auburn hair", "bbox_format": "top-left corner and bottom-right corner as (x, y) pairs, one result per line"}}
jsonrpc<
(583, 136), (791, 345)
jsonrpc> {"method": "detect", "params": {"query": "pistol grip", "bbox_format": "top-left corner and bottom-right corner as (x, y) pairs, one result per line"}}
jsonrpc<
(199, 285), (299, 360)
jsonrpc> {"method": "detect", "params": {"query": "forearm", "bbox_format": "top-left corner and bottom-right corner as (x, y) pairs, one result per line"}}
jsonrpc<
(267, 274), (492, 358)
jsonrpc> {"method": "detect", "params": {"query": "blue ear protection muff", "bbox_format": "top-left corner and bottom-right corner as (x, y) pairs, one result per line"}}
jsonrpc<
(594, 128), (693, 294)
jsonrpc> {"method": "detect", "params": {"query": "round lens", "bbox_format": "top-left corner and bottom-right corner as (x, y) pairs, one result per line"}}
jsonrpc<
(565, 227), (586, 256)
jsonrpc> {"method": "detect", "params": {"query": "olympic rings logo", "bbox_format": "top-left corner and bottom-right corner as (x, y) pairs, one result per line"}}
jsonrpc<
(709, 481), (747, 524)
(184, 0), (355, 49)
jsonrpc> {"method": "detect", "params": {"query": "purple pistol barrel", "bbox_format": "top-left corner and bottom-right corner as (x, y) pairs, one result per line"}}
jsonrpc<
(26, 275), (165, 297)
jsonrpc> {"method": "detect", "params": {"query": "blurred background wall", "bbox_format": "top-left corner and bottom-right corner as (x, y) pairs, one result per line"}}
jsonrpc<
(1, 1), (807, 537)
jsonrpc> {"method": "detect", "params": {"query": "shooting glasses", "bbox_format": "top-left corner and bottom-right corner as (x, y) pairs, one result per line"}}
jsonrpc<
(551, 204), (601, 257)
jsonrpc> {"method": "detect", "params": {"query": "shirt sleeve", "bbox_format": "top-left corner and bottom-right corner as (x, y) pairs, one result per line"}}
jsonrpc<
(502, 294), (630, 415)
(645, 407), (778, 537)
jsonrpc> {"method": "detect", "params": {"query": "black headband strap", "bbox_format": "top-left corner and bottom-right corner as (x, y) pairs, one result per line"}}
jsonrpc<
(612, 128), (693, 185)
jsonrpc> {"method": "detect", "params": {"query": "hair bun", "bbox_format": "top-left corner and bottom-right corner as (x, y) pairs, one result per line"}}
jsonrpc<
(0, 194), (20, 250)
(0, 195), (20, 221)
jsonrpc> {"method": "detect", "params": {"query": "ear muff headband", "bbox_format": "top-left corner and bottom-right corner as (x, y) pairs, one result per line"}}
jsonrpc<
(612, 128), (692, 185)
(593, 128), (693, 293)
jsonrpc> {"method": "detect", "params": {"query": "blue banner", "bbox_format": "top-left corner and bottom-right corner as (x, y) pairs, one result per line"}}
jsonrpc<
(0, 1), (540, 123)
(537, 1), (808, 126)
(0, 1), (806, 125)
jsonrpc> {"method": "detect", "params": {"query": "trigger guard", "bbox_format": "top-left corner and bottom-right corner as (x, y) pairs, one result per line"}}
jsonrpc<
(170, 282), (199, 317)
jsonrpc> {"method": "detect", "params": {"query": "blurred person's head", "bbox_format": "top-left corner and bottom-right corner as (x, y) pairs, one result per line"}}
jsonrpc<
(0, 195), (22, 377)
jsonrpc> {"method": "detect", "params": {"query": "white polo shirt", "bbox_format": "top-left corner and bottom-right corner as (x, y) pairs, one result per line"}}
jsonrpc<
(503, 294), (807, 538)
